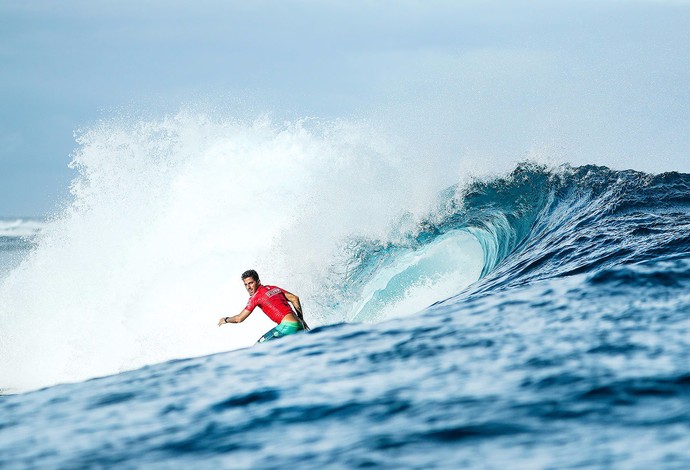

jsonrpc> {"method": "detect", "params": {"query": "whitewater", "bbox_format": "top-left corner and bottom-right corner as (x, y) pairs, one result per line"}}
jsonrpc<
(1, 112), (690, 468)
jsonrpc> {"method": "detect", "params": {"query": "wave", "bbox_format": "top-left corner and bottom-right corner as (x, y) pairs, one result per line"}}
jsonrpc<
(460, 164), (690, 298)
(1, 109), (688, 392)
(328, 162), (690, 319)
(0, 218), (45, 248)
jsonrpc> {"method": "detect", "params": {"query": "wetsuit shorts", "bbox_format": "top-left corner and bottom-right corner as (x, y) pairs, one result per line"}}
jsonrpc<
(257, 319), (304, 344)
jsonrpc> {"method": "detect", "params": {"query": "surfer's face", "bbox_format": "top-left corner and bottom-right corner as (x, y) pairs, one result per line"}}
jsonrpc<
(243, 277), (259, 296)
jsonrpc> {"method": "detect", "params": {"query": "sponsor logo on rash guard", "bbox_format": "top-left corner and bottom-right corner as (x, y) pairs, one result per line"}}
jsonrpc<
(266, 288), (282, 297)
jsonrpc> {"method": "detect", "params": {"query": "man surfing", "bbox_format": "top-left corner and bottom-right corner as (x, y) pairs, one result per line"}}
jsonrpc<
(218, 269), (310, 343)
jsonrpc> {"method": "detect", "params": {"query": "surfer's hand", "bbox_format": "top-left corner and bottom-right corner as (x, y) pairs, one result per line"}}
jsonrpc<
(218, 316), (230, 327)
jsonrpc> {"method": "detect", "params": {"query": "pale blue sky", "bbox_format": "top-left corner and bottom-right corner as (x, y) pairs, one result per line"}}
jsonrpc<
(1, 0), (689, 215)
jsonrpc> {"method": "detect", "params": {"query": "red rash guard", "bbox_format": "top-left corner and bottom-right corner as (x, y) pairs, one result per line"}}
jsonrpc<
(245, 285), (294, 324)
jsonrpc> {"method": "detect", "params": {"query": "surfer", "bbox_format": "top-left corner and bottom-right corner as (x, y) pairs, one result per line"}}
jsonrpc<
(217, 269), (310, 343)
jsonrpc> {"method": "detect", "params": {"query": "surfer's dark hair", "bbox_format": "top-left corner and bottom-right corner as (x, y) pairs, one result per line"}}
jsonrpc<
(241, 269), (260, 282)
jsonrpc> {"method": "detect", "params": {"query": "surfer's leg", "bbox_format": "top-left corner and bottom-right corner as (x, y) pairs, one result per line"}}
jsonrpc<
(257, 325), (281, 343)
(256, 320), (303, 344)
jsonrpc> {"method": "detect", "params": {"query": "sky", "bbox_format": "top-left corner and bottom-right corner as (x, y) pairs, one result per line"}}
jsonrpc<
(1, 0), (689, 216)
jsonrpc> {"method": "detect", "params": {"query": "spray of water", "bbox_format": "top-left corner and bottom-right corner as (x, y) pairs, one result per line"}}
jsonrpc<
(0, 110), (485, 391)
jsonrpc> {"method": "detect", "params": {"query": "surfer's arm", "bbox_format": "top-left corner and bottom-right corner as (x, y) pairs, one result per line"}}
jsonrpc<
(284, 291), (309, 330)
(284, 291), (302, 315)
(217, 309), (252, 326)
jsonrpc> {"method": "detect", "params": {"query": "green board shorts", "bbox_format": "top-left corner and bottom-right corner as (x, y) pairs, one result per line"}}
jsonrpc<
(257, 319), (305, 344)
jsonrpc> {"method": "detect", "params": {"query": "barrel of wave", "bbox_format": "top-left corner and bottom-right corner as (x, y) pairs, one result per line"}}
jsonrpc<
(348, 230), (483, 323)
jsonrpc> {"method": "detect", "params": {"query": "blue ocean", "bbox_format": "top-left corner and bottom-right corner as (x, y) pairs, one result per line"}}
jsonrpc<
(1, 116), (689, 469)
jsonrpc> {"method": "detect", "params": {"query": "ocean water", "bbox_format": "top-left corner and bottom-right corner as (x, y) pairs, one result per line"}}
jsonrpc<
(1, 115), (690, 469)
(0, 218), (43, 278)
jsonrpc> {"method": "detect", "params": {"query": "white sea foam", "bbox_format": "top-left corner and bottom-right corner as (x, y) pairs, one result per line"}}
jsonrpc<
(0, 110), (485, 391)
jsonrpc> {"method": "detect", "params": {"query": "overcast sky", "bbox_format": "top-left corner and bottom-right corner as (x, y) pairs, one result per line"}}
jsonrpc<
(1, 0), (689, 216)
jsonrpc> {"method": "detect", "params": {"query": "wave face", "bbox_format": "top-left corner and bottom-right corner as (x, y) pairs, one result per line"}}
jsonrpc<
(324, 162), (690, 320)
(442, 162), (690, 297)
(1, 114), (690, 467)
